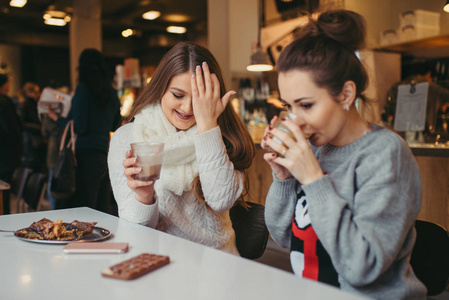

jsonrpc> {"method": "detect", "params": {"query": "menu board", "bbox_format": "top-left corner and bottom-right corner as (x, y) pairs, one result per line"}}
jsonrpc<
(394, 82), (428, 132)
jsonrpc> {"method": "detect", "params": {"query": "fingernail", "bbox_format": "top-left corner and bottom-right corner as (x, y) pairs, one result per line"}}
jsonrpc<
(192, 74), (195, 79)
(268, 125), (273, 130)
(135, 167), (141, 172)
(126, 150), (131, 156)
(272, 153), (276, 157)
(132, 157), (137, 163)
(231, 91), (237, 95)
(202, 61), (208, 67)
(196, 65), (201, 70)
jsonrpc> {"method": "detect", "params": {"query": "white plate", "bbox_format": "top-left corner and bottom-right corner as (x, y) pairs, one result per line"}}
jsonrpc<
(14, 227), (111, 244)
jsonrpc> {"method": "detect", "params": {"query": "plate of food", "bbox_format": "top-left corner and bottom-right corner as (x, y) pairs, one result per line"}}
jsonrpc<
(14, 218), (111, 244)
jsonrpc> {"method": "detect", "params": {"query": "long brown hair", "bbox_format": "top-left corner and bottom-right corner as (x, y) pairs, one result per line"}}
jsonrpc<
(127, 42), (255, 203)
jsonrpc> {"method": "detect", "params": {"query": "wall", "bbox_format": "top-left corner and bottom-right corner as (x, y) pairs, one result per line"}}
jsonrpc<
(358, 50), (401, 123)
(208, 0), (259, 90)
(229, 0), (258, 74)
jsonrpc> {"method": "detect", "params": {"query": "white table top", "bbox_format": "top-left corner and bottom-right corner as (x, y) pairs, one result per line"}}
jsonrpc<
(0, 207), (367, 300)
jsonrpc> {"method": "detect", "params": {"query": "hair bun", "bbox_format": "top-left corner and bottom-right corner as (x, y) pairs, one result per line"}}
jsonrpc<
(316, 10), (366, 52)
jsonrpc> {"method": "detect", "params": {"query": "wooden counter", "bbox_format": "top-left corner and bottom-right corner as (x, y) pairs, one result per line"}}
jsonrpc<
(0, 180), (10, 215)
(414, 153), (449, 231)
(246, 145), (449, 231)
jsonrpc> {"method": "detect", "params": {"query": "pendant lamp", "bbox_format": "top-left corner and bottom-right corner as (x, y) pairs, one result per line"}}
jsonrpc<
(444, 0), (449, 13)
(247, 0), (273, 72)
(247, 46), (274, 72)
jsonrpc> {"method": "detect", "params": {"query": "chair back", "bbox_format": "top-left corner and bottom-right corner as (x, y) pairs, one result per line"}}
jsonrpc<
(230, 202), (269, 259)
(22, 172), (47, 212)
(10, 167), (32, 213)
(410, 220), (449, 296)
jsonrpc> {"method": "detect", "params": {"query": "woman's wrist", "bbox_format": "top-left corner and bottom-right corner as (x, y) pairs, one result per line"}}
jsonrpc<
(196, 121), (218, 134)
(135, 193), (155, 205)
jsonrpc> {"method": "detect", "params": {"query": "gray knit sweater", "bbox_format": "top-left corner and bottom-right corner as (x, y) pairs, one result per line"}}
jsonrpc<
(265, 124), (427, 300)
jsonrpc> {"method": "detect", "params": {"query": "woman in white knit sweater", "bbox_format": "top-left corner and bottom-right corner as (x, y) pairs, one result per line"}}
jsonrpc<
(108, 42), (255, 254)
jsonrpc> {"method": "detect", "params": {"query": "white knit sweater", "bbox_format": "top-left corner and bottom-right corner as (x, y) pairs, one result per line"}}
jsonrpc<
(108, 123), (243, 254)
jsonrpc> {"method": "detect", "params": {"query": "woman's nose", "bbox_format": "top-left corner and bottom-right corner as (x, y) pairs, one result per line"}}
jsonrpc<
(290, 110), (305, 125)
(181, 97), (193, 113)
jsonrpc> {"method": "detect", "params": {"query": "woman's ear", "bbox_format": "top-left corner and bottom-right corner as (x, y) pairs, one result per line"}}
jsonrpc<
(338, 80), (356, 109)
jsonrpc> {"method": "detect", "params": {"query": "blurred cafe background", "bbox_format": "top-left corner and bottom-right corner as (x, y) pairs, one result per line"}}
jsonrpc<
(1, 0), (449, 242)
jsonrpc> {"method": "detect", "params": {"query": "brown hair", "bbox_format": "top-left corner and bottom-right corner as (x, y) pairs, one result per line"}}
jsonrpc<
(277, 10), (368, 101)
(127, 42), (255, 203)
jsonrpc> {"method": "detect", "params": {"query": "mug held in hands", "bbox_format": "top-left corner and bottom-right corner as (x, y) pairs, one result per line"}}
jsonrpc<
(131, 142), (164, 181)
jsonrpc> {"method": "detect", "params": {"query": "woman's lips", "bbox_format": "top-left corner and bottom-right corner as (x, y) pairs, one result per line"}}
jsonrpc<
(175, 110), (193, 120)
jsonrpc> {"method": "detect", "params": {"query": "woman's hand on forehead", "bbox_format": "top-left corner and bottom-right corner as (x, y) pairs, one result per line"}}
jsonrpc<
(191, 62), (235, 133)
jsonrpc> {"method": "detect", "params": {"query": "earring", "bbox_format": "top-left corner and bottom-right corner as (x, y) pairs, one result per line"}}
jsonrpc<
(344, 103), (350, 111)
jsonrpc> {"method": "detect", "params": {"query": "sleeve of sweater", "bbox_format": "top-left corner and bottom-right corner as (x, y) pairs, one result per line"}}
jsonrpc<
(194, 126), (244, 212)
(108, 123), (159, 228)
(264, 175), (298, 248)
(303, 134), (422, 287)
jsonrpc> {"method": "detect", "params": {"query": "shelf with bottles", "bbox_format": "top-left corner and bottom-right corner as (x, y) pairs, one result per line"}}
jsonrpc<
(230, 75), (285, 143)
(115, 64), (156, 119)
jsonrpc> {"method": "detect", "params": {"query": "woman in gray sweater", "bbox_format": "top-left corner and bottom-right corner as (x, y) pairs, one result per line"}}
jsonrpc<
(261, 9), (426, 300)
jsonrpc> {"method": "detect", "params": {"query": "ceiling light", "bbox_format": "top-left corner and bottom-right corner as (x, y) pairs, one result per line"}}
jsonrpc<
(247, 46), (274, 72)
(166, 26), (186, 34)
(164, 14), (190, 22)
(44, 10), (68, 19)
(122, 29), (135, 38)
(142, 10), (161, 20)
(44, 18), (67, 26)
(444, 0), (449, 13)
(9, 0), (27, 8)
(43, 10), (71, 26)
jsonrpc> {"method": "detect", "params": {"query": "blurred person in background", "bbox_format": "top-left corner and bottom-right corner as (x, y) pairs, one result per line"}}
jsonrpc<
(48, 49), (121, 214)
(0, 73), (23, 214)
(18, 82), (46, 172)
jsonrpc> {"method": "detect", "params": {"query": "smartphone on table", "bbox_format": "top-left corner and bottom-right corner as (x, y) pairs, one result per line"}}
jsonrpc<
(63, 242), (129, 254)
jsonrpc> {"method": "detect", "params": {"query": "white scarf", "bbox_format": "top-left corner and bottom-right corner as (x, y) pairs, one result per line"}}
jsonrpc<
(133, 104), (198, 195)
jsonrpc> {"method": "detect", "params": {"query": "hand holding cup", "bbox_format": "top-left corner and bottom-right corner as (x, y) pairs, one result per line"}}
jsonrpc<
(122, 142), (164, 205)
(131, 142), (164, 181)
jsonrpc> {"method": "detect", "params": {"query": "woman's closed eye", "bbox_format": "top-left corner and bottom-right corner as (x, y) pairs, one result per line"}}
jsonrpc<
(300, 103), (313, 109)
(172, 92), (183, 99)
